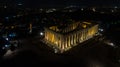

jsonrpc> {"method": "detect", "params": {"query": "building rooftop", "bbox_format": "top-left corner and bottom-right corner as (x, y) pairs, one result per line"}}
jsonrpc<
(46, 21), (97, 34)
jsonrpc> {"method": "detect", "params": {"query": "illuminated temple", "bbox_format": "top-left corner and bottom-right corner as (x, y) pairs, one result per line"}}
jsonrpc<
(44, 21), (99, 53)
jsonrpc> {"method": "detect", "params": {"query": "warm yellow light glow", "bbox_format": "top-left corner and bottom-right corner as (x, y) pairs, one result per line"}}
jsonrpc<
(62, 45), (64, 50)
(55, 41), (58, 44)
(83, 22), (91, 25)
(82, 24), (87, 28)
(44, 22), (98, 53)
(51, 34), (54, 42)
(11, 26), (14, 29)
(49, 26), (57, 31)
(68, 36), (71, 47)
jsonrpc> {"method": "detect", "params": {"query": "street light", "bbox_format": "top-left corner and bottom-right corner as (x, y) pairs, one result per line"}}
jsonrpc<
(5, 38), (9, 41)
(99, 28), (104, 32)
(40, 32), (44, 36)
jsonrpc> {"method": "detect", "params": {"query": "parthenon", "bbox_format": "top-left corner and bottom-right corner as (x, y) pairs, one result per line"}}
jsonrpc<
(44, 21), (99, 53)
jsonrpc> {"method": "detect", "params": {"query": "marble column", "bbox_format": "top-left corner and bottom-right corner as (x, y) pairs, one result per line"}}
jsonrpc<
(71, 35), (73, 46)
(78, 32), (80, 43)
(60, 36), (63, 49)
(68, 36), (71, 47)
(65, 37), (67, 48)
(74, 33), (76, 45)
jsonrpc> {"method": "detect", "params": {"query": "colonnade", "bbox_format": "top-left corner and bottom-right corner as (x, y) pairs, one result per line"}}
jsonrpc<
(44, 24), (98, 53)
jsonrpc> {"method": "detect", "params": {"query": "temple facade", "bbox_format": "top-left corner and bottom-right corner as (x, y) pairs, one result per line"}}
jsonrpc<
(44, 21), (99, 53)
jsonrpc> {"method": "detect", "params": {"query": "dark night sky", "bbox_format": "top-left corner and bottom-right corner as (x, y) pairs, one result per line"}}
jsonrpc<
(0, 0), (120, 8)
(25, 0), (119, 8)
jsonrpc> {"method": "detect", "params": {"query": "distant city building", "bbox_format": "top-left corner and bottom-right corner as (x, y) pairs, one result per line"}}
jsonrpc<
(44, 21), (99, 53)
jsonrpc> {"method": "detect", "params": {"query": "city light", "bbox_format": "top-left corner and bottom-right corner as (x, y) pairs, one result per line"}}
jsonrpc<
(109, 43), (114, 47)
(105, 41), (117, 48)
(5, 17), (9, 20)
(114, 6), (118, 9)
(40, 32), (44, 36)
(54, 49), (58, 53)
(111, 10), (114, 12)
(2, 45), (9, 49)
(4, 6), (7, 8)
(9, 33), (16, 37)
(5, 38), (9, 41)
(3, 50), (13, 57)
(28, 30), (32, 34)
(2, 47), (5, 50)
(18, 3), (23, 6)
(13, 16), (16, 18)
(81, 8), (84, 11)
(99, 28), (104, 32)
(5, 45), (9, 48)
(92, 8), (96, 12)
